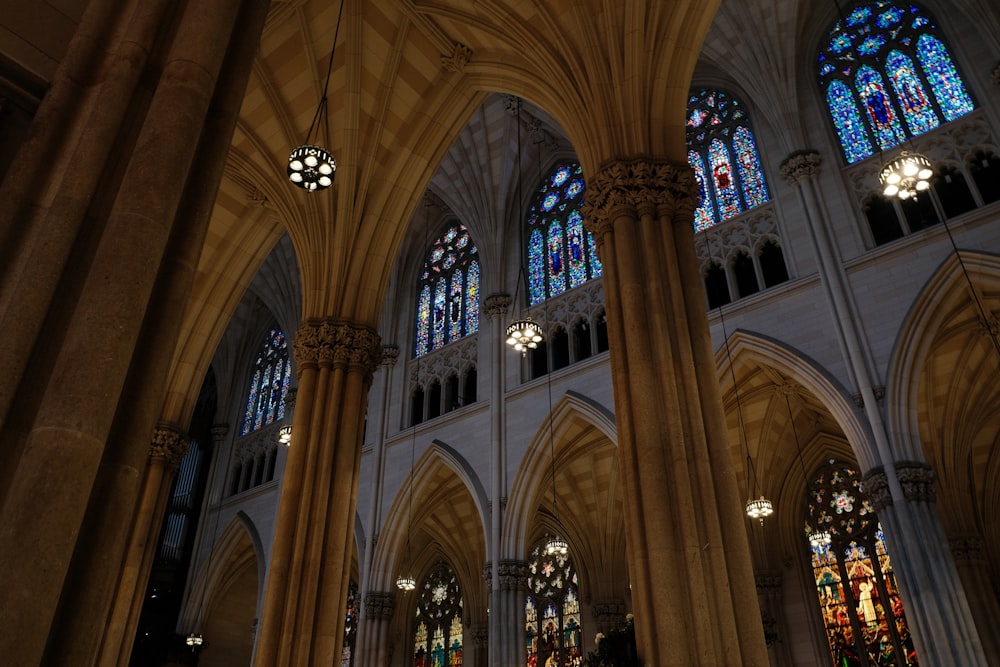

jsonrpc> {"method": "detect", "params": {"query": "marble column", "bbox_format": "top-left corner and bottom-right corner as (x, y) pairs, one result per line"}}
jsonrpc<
(498, 559), (528, 667)
(254, 319), (382, 665)
(358, 591), (395, 667)
(582, 157), (769, 665)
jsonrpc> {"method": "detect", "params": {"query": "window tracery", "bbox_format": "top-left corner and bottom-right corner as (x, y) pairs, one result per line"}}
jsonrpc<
(413, 562), (463, 667)
(241, 327), (291, 436)
(525, 542), (582, 666)
(416, 223), (480, 357)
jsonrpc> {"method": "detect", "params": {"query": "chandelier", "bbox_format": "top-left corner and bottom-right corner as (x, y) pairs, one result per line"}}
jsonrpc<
(506, 317), (544, 354)
(879, 151), (933, 200)
(544, 535), (568, 556)
(278, 425), (292, 446)
(745, 496), (774, 523)
(395, 574), (416, 591)
(186, 633), (203, 648)
(809, 530), (832, 547)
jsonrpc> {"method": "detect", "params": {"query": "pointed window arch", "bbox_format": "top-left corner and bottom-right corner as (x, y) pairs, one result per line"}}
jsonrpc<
(415, 223), (481, 357)
(525, 542), (583, 666)
(413, 562), (463, 667)
(818, 1), (974, 164)
(804, 460), (917, 665)
(527, 162), (602, 304)
(686, 89), (771, 231)
(240, 327), (292, 436)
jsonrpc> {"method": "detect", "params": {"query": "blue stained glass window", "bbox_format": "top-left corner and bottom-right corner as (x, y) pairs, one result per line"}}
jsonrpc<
(686, 89), (770, 231)
(525, 542), (583, 667)
(818, 1), (975, 164)
(415, 223), (480, 357)
(526, 162), (600, 304)
(241, 327), (292, 436)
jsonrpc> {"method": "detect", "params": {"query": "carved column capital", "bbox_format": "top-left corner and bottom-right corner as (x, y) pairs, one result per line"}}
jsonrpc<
(484, 293), (512, 318)
(896, 461), (936, 503)
(293, 319), (382, 381)
(381, 344), (400, 367)
(497, 559), (529, 591)
(582, 157), (699, 246)
(149, 422), (188, 467)
(862, 467), (893, 512)
(472, 625), (489, 647)
(210, 423), (229, 445)
(364, 591), (396, 620)
(591, 600), (626, 627)
(780, 150), (823, 186)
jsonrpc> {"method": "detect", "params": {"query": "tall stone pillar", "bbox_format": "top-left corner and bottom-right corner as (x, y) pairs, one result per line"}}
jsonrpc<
(582, 157), (769, 665)
(254, 319), (382, 666)
(471, 625), (489, 667)
(498, 559), (528, 667)
(358, 591), (395, 667)
(950, 537), (1000, 663)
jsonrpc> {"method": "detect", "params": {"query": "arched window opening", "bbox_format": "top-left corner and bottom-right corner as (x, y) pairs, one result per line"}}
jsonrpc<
(525, 542), (583, 667)
(427, 381), (442, 420)
(758, 241), (789, 288)
(933, 166), (976, 218)
(687, 89), (770, 231)
(444, 374), (460, 413)
(527, 162), (602, 304)
(805, 460), (917, 666)
(413, 562), (463, 667)
(864, 195), (904, 246)
(572, 320), (592, 362)
(415, 223), (480, 357)
(462, 366), (477, 406)
(342, 583), (358, 667)
(732, 252), (760, 298)
(595, 310), (609, 353)
(551, 327), (570, 371)
(970, 151), (1000, 204)
(410, 387), (425, 427)
(818, 1), (975, 164)
(900, 192), (939, 233)
(530, 340), (549, 381)
(705, 263), (731, 309)
(241, 327), (292, 436)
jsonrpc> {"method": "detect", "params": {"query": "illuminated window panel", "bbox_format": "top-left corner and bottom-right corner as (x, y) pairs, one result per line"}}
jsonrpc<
(414, 223), (480, 357)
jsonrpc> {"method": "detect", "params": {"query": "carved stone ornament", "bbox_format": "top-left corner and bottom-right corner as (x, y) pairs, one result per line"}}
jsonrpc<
(484, 293), (512, 318)
(950, 536), (984, 562)
(472, 626), (489, 648)
(293, 319), (382, 379)
(896, 461), (936, 503)
(861, 467), (893, 512)
(591, 600), (626, 627)
(779, 150), (822, 186)
(498, 559), (529, 591)
(754, 571), (783, 592)
(149, 422), (189, 467)
(581, 158), (699, 245)
(381, 344), (400, 367)
(364, 591), (395, 620)
(441, 42), (472, 73)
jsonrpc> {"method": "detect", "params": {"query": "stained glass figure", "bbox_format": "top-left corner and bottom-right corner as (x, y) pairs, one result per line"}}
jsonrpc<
(241, 327), (292, 436)
(341, 583), (358, 667)
(818, 1), (975, 164)
(525, 542), (582, 666)
(415, 223), (481, 357)
(413, 562), (463, 667)
(804, 460), (917, 665)
(686, 89), (770, 230)
(527, 163), (601, 304)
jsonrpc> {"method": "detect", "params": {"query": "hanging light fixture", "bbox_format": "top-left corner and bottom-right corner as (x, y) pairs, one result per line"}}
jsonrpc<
(541, 257), (567, 556)
(880, 151), (934, 200)
(278, 424), (292, 446)
(716, 289), (773, 525)
(287, 0), (344, 192)
(939, 215), (1000, 361)
(782, 387), (830, 546)
(505, 96), (544, 355)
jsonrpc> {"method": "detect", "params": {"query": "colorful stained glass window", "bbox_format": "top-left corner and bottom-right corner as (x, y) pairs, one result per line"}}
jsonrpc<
(413, 562), (463, 667)
(241, 327), (292, 436)
(686, 89), (770, 231)
(527, 163), (602, 305)
(415, 223), (480, 357)
(818, 1), (975, 164)
(525, 543), (583, 667)
(341, 583), (358, 667)
(804, 461), (917, 666)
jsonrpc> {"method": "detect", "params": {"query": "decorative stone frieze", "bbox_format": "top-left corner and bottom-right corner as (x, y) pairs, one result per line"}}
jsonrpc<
(498, 559), (529, 591)
(484, 294), (512, 318)
(149, 423), (189, 467)
(364, 591), (395, 620)
(409, 334), (478, 389)
(582, 158), (699, 244)
(779, 150), (822, 185)
(592, 600), (626, 628)
(693, 205), (781, 275)
(896, 461), (936, 503)
(441, 42), (472, 72)
(950, 536), (984, 562)
(293, 319), (382, 380)
(234, 422), (282, 463)
(861, 467), (893, 511)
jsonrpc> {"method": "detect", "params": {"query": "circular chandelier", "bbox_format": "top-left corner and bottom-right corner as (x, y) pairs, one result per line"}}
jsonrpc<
(880, 151), (933, 200)
(544, 535), (568, 556)
(808, 530), (832, 547)
(505, 317), (543, 354)
(278, 424), (292, 446)
(287, 145), (336, 191)
(745, 496), (774, 524)
(185, 633), (203, 647)
(395, 574), (416, 591)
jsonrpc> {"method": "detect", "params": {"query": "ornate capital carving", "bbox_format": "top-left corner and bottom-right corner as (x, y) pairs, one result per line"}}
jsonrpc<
(293, 319), (382, 380)
(591, 600), (626, 628)
(950, 536), (984, 562)
(754, 571), (782, 592)
(441, 42), (472, 73)
(498, 559), (529, 591)
(862, 467), (893, 512)
(780, 150), (822, 185)
(149, 422), (188, 467)
(484, 293), (512, 318)
(472, 625), (489, 648)
(381, 344), (400, 367)
(896, 461), (936, 503)
(364, 591), (395, 620)
(211, 423), (230, 444)
(581, 158), (699, 246)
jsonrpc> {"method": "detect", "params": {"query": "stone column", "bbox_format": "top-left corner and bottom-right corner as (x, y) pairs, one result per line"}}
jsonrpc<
(471, 625), (489, 667)
(498, 559), (528, 667)
(358, 591), (395, 667)
(254, 319), (382, 666)
(754, 572), (793, 667)
(582, 157), (769, 665)
(950, 537), (1000, 663)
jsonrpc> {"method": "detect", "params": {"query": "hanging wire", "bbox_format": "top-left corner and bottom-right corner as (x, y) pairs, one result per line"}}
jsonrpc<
(940, 217), (1000, 361)
(187, 436), (225, 648)
(304, 0), (345, 148)
(785, 390), (832, 547)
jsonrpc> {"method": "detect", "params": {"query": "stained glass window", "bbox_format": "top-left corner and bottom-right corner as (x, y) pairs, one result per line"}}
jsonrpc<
(341, 583), (358, 667)
(818, 1), (975, 164)
(686, 89), (770, 231)
(804, 461), (917, 665)
(525, 543), (583, 666)
(241, 327), (292, 436)
(415, 223), (480, 357)
(527, 163), (602, 305)
(413, 562), (463, 667)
